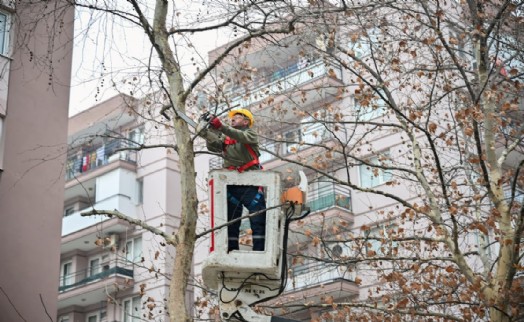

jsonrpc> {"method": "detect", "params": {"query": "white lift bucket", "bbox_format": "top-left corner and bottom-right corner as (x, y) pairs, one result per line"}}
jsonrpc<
(202, 170), (285, 320)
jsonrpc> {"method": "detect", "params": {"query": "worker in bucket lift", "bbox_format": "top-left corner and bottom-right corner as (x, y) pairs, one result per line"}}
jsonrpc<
(200, 109), (267, 252)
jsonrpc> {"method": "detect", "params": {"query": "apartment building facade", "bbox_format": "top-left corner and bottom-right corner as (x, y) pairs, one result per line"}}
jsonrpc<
(193, 32), (362, 321)
(0, 1), (74, 321)
(193, 8), (524, 320)
(57, 94), (209, 322)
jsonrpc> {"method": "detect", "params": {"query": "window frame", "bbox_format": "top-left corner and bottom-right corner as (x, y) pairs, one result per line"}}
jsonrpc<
(58, 315), (70, 322)
(347, 28), (380, 59)
(86, 314), (98, 322)
(125, 237), (143, 263)
(358, 154), (392, 188)
(0, 10), (11, 56)
(88, 257), (102, 277)
(365, 225), (399, 256)
(60, 261), (73, 287)
(136, 178), (144, 204)
(63, 206), (75, 217)
(282, 112), (331, 155)
(122, 296), (142, 322)
(128, 126), (145, 147)
(283, 128), (300, 153)
(353, 93), (387, 122)
(301, 115), (329, 145)
(85, 310), (106, 322)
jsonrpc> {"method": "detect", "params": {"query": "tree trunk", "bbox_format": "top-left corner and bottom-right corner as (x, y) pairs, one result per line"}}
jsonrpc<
(168, 112), (198, 322)
(150, 1), (199, 320)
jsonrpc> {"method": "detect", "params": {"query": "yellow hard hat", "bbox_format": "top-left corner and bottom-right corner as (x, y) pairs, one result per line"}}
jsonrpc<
(228, 109), (254, 127)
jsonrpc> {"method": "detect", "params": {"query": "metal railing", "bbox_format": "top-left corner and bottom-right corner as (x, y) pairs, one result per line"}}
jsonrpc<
(59, 260), (133, 292)
(65, 139), (138, 181)
(286, 261), (355, 291)
(307, 183), (351, 212)
(220, 59), (342, 111)
(258, 115), (336, 163)
(503, 185), (524, 203)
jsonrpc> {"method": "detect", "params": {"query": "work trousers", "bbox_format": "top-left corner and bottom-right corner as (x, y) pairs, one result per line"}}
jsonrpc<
(227, 185), (266, 251)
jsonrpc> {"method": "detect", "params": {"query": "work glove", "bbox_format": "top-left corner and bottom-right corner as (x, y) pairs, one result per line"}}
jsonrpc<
(209, 116), (222, 129)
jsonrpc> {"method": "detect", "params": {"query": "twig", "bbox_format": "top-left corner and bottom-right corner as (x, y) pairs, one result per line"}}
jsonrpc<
(81, 209), (179, 246)
(39, 294), (54, 322)
(0, 286), (26, 322)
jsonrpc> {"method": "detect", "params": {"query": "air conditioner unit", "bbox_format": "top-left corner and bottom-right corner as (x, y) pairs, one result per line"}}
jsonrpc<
(328, 242), (351, 259)
(104, 234), (120, 248)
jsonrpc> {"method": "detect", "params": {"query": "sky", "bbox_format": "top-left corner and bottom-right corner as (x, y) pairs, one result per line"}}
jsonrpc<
(68, 3), (231, 116)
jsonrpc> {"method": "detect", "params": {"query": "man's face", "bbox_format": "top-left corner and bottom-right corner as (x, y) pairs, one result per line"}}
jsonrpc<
(231, 114), (249, 129)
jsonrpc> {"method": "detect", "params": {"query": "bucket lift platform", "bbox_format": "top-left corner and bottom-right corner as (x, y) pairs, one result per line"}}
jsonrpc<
(202, 170), (300, 322)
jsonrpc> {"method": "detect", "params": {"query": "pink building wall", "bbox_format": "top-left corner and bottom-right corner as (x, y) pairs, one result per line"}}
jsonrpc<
(0, 2), (74, 321)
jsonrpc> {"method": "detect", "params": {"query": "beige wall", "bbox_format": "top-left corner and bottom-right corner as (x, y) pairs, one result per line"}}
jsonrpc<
(0, 1), (74, 321)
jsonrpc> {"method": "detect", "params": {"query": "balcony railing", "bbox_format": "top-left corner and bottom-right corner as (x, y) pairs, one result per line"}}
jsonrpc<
(259, 116), (336, 163)
(503, 185), (524, 203)
(65, 139), (138, 181)
(286, 261), (355, 291)
(59, 260), (133, 293)
(308, 183), (351, 213)
(222, 59), (342, 110)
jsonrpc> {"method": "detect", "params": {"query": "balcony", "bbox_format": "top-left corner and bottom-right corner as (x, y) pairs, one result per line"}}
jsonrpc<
(63, 193), (137, 235)
(269, 261), (358, 319)
(260, 119), (341, 169)
(221, 59), (343, 117)
(288, 184), (352, 246)
(308, 183), (351, 213)
(287, 261), (356, 291)
(58, 259), (134, 310)
(65, 138), (138, 182)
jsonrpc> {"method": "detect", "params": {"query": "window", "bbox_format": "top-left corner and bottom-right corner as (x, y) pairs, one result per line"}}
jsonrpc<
(60, 262), (73, 287)
(58, 315), (70, 322)
(89, 258), (101, 276)
(0, 11), (9, 56)
(125, 237), (143, 263)
(365, 226), (398, 256)
(347, 28), (379, 59)
(123, 296), (142, 322)
(354, 93), (386, 121)
(128, 126), (144, 147)
(284, 129), (300, 153)
(258, 140), (277, 163)
(85, 311), (105, 322)
(64, 206), (75, 217)
(283, 113), (331, 154)
(359, 155), (392, 188)
(308, 176), (332, 207)
(136, 179), (143, 204)
(86, 315), (98, 322)
(301, 116), (328, 145)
